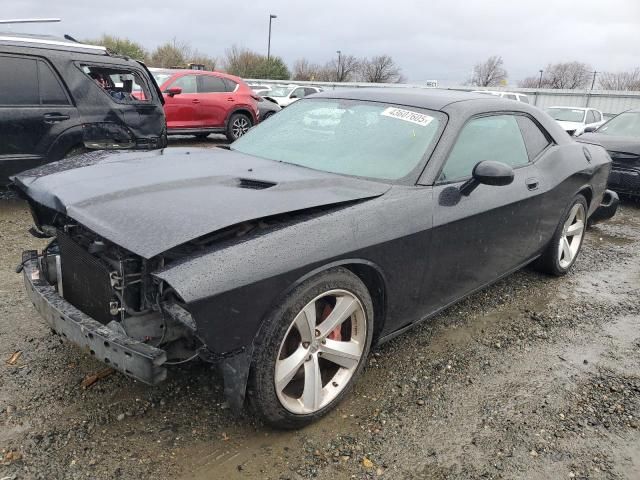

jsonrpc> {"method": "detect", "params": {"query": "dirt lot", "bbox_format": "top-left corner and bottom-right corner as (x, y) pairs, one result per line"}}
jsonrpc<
(1, 143), (639, 479)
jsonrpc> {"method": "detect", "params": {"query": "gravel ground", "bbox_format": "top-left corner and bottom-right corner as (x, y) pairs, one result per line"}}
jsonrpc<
(1, 143), (639, 479)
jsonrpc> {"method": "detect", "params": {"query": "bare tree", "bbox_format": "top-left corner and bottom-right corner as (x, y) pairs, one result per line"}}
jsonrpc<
(599, 69), (640, 91)
(359, 55), (403, 83)
(328, 54), (359, 82)
(469, 56), (507, 87)
(518, 76), (543, 88)
(292, 58), (323, 81)
(544, 62), (592, 89)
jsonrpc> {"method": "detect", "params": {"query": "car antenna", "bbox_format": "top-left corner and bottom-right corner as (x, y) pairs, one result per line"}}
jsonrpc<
(64, 34), (80, 42)
(0, 18), (61, 24)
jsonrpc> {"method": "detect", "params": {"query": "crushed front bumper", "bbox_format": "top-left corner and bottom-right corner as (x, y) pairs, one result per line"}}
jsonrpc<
(21, 252), (167, 384)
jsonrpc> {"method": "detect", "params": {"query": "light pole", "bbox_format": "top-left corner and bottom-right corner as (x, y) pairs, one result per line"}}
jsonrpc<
(267, 14), (277, 61)
(336, 50), (342, 81)
(538, 69), (544, 88)
(590, 71), (598, 90)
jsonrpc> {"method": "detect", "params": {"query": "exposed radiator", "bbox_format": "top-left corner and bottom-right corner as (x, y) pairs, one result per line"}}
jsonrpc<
(58, 232), (114, 325)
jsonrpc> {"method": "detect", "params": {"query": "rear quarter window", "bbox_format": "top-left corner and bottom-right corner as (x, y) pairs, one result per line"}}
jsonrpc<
(516, 116), (551, 161)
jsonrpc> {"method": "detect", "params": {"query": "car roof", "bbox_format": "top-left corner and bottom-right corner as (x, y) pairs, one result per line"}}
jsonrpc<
(149, 68), (242, 82)
(312, 88), (501, 111)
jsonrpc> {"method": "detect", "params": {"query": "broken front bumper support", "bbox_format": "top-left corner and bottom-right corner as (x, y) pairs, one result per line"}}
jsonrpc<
(21, 251), (167, 385)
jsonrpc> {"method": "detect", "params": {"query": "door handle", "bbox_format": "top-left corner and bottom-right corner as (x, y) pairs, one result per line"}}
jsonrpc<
(525, 177), (539, 191)
(192, 99), (201, 104)
(43, 113), (70, 123)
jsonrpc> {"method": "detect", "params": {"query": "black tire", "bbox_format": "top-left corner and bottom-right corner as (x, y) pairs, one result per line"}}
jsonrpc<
(536, 194), (588, 276)
(261, 111), (274, 122)
(248, 267), (374, 429)
(226, 113), (252, 142)
(194, 133), (210, 139)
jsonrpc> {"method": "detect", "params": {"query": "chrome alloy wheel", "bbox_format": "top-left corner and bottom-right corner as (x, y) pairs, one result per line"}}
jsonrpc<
(558, 203), (586, 269)
(232, 117), (250, 138)
(275, 289), (367, 414)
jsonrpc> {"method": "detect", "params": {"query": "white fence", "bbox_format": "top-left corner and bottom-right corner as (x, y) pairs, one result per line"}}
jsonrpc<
(246, 79), (640, 116)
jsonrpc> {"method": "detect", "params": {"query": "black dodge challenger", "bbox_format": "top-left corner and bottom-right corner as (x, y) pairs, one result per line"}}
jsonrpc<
(579, 108), (640, 197)
(13, 89), (617, 428)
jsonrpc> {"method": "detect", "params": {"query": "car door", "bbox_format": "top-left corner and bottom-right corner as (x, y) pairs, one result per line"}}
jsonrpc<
(288, 87), (306, 106)
(197, 75), (229, 127)
(0, 55), (79, 184)
(424, 114), (544, 310)
(584, 110), (598, 132)
(162, 74), (198, 129)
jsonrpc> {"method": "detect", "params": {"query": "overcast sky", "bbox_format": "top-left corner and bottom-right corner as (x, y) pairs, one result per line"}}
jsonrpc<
(6, 0), (640, 85)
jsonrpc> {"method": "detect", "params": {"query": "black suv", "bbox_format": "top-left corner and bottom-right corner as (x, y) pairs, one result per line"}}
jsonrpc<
(0, 33), (167, 185)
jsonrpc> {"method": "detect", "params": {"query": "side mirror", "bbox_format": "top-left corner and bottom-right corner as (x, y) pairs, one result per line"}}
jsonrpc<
(583, 126), (597, 133)
(460, 161), (515, 196)
(165, 87), (182, 97)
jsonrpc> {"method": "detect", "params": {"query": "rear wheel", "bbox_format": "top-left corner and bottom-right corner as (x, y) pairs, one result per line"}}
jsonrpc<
(226, 113), (252, 142)
(249, 268), (374, 429)
(537, 194), (588, 276)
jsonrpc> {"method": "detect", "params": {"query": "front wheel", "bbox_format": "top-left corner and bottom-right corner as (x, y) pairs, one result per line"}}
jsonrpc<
(536, 194), (588, 276)
(226, 113), (252, 142)
(248, 268), (374, 429)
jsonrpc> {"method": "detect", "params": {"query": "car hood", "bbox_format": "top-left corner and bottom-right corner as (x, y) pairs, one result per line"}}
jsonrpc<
(556, 121), (583, 131)
(12, 148), (390, 258)
(578, 133), (640, 156)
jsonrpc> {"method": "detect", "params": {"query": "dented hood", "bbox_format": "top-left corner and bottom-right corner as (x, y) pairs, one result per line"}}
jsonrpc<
(12, 148), (390, 258)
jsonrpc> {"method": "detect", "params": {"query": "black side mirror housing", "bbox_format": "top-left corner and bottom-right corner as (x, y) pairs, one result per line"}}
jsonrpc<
(583, 126), (597, 133)
(460, 161), (515, 196)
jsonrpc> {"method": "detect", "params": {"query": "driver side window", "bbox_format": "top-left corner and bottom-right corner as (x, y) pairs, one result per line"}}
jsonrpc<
(439, 115), (529, 182)
(291, 88), (305, 98)
(170, 75), (197, 94)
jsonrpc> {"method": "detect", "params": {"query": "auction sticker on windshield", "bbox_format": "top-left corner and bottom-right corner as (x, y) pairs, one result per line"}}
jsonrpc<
(381, 107), (434, 126)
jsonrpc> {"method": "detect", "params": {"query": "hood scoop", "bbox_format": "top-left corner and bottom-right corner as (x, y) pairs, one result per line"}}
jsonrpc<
(237, 178), (277, 190)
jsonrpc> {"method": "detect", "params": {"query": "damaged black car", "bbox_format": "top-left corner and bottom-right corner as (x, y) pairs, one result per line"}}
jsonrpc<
(14, 89), (617, 428)
(0, 32), (167, 185)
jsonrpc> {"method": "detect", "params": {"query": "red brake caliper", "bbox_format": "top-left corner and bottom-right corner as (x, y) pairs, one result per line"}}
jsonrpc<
(321, 304), (342, 341)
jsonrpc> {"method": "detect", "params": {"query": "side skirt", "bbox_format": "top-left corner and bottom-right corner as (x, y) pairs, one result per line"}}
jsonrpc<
(376, 254), (542, 346)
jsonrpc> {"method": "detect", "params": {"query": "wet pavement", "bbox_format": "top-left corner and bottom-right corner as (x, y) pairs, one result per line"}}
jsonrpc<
(1, 143), (639, 479)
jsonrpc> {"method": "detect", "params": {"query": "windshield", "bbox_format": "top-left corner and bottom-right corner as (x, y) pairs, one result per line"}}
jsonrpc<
(231, 98), (442, 181)
(546, 108), (585, 123)
(151, 71), (173, 87)
(597, 112), (640, 137)
(267, 87), (295, 97)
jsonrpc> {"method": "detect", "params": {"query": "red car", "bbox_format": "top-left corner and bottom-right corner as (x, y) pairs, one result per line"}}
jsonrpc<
(150, 69), (259, 141)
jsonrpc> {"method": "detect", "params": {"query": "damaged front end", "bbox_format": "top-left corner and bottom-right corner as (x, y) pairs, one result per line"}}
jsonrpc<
(20, 218), (202, 386)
